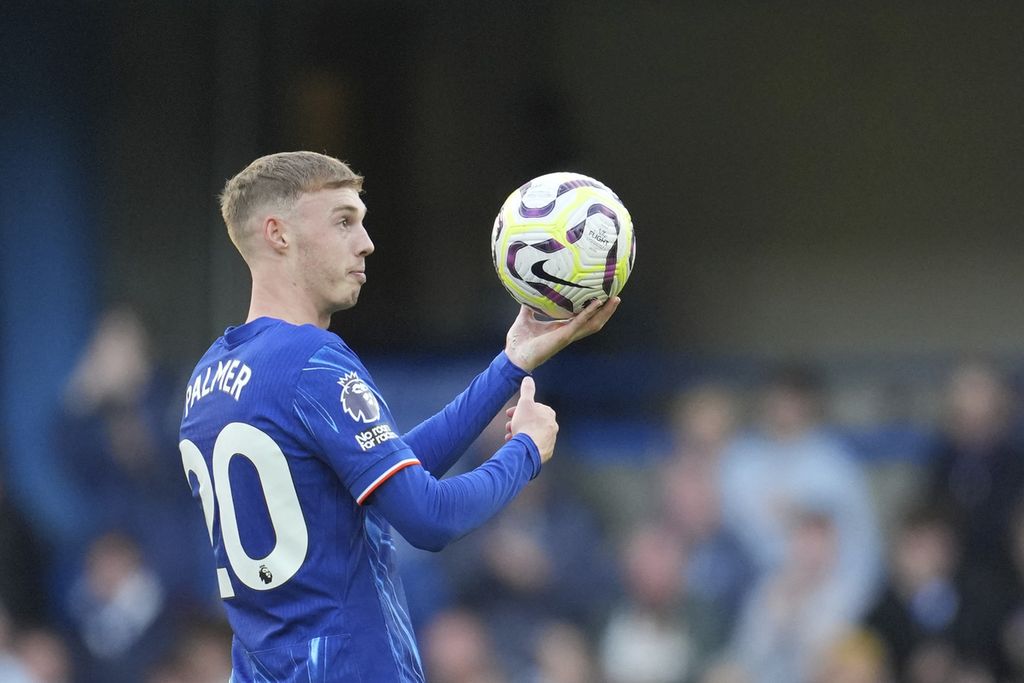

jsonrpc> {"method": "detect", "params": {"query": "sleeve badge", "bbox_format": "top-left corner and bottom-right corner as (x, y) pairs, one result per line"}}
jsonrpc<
(338, 372), (382, 423)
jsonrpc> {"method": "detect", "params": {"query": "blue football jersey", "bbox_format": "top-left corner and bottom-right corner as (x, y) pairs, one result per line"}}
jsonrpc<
(178, 317), (427, 682)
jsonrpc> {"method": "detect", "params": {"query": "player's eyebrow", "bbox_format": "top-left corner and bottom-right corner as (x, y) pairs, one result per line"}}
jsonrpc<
(330, 204), (366, 219)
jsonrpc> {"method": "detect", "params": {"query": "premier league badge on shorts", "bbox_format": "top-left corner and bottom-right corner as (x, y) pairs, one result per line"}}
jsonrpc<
(338, 372), (381, 423)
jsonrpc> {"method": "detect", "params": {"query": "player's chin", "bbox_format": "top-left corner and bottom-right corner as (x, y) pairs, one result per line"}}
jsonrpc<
(333, 287), (362, 311)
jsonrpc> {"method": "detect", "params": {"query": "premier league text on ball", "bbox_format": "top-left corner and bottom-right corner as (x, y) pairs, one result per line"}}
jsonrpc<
(491, 172), (636, 319)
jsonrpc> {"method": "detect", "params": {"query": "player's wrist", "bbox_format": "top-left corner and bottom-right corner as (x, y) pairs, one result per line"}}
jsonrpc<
(504, 346), (537, 373)
(509, 432), (543, 479)
(505, 341), (559, 373)
(497, 350), (532, 378)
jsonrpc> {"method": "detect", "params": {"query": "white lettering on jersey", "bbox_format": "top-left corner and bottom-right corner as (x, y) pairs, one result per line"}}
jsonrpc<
(184, 359), (253, 416)
(354, 424), (398, 451)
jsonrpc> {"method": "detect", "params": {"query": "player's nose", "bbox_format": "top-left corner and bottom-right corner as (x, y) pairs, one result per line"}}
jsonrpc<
(357, 227), (374, 257)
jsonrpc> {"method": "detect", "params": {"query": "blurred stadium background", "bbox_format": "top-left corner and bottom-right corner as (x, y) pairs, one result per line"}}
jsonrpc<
(3, 2), (1024, 682)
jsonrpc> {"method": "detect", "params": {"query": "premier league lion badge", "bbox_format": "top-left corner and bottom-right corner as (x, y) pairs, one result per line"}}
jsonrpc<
(338, 372), (381, 423)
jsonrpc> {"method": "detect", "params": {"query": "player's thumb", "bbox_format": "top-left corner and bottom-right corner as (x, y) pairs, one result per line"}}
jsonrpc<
(518, 376), (536, 403)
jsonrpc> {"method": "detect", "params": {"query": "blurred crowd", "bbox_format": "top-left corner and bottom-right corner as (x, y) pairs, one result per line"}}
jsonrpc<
(3, 308), (1024, 683)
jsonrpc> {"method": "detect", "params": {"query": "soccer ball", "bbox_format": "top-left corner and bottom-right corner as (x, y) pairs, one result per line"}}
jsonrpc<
(491, 172), (635, 319)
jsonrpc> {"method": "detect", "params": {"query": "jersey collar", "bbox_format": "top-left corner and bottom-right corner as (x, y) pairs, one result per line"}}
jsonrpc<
(222, 317), (283, 349)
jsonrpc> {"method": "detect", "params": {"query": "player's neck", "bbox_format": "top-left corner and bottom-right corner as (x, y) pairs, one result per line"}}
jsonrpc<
(247, 279), (331, 329)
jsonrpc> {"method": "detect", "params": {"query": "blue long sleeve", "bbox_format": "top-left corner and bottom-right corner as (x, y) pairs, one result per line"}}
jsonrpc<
(401, 352), (527, 477)
(369, 434), (541, 552)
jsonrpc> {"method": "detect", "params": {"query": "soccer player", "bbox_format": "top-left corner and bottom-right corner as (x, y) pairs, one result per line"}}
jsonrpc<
(178, 151), (619, 682)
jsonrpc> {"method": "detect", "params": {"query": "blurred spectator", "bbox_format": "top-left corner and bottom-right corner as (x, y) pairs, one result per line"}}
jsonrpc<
(0, 470), (48, 626)
(423, 609), (507, 683)
(66, 531), (175, 683)
(600, 524), (720, 683)
(11, 627), (72, 683)
(731, 507), (860, 683)
(520, 620), (599, 683)
(867, 508), (961, 678)
(668, 384), (738, 463)
(810, 629), (890, 683)
(720, 364), (882, 613)
(867, 505), (1004, 682)
(924, 360), (1024, 579)
(659, 453), (754, 638)
(56, 306), (213, 604)
(445, 470), (616, 676)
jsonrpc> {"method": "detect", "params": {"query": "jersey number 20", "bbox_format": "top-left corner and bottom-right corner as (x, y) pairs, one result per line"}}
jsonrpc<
(180, 422), (309, 598)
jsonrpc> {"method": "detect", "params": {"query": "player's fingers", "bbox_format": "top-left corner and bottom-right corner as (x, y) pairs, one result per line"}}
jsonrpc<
(591, 296), (620, 326)
(572, 298), (604, 326)
(570, 297), (619, 339)
(506, 406), (516, 418)
(549, 300), (599, 342)
(518, 376), (536, 402)
(505, 432), (513, 441)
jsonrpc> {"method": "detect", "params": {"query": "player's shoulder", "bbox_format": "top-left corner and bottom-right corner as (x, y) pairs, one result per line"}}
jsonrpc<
(300, 337), (368, 384)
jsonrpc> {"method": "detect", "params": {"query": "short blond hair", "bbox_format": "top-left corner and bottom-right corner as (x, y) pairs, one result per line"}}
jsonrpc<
(219, 151), (363, 247)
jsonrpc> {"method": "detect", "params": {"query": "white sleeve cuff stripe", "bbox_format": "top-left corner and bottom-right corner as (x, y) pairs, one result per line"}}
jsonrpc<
(355, 458), (421, 505)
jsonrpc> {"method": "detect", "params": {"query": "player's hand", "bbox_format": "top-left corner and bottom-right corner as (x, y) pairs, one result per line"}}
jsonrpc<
(504, 296), (620, 372)
(507, 377), (557, 463)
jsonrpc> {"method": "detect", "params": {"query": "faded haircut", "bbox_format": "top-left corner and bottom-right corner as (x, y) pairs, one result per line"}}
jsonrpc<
(219, 151), (363, 248)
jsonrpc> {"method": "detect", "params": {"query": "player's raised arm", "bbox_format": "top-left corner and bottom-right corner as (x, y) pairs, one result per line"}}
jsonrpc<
(371, 377), (557, 552)
(401, 352), (527, 477)
(400, 297), (618, 476)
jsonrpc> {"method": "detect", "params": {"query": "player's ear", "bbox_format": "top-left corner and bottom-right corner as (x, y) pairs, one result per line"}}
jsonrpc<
(264, 216), (289, 253)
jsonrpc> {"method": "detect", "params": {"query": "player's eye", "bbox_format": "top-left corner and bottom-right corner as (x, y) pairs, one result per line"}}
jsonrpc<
(338, 218), (350, 227)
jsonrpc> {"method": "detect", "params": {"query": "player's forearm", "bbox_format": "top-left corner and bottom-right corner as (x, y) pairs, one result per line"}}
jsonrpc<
(401, 352), (527, 477)
(370, 433), (541, 552)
